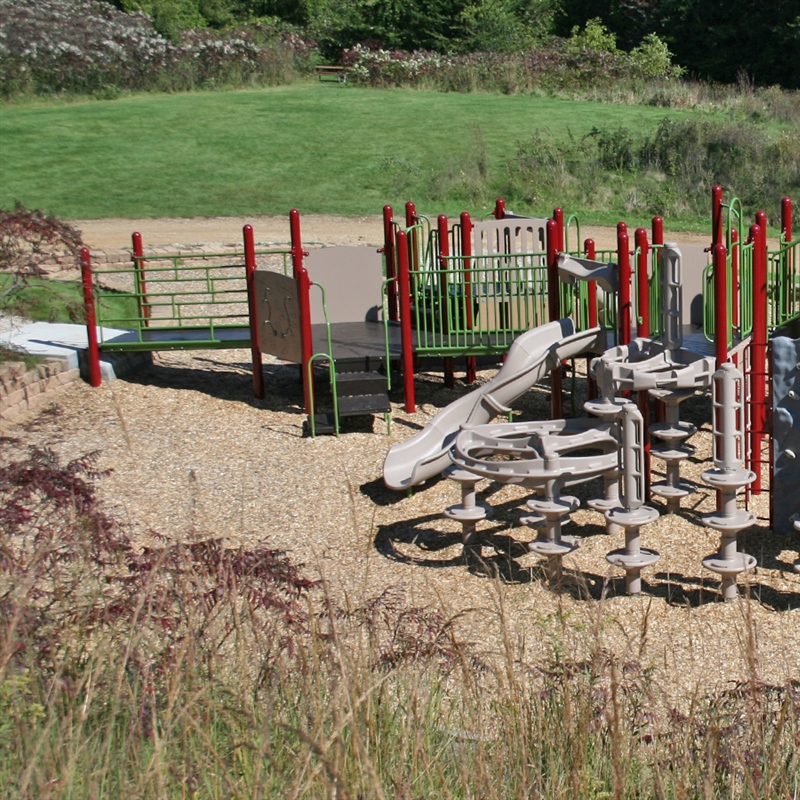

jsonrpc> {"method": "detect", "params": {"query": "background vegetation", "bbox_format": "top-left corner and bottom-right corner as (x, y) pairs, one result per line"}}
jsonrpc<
(2, 83), (798, 231)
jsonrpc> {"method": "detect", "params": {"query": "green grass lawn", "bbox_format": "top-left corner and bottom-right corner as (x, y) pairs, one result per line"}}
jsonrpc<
(1, 84), (702, 223)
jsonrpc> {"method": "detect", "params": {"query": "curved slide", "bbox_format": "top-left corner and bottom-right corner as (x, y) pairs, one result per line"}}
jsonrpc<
(383, 319), (606, 490)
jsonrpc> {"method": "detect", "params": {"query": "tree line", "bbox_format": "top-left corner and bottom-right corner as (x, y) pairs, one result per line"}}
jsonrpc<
(111, 0), (800, 88)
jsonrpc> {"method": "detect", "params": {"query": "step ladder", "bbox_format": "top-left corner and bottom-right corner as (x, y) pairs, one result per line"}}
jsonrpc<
(307, 355), (391, 436)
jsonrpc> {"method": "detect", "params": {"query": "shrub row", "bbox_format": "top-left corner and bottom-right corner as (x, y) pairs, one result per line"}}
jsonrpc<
(0, 0), (316, 98)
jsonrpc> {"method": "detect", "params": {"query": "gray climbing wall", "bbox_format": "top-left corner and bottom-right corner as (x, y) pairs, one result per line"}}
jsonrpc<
(772, 329), (800, 533)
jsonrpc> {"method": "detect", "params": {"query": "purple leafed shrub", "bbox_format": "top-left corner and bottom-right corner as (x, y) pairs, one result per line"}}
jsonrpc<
(0, 439), (316, 686)
(0, 202), (84, 276)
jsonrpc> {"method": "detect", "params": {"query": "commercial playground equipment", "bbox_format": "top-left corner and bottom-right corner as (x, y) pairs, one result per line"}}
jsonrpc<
(78, 188), (799, 582)
(382, 190), (800, 595)
(80, 214), (402, 435)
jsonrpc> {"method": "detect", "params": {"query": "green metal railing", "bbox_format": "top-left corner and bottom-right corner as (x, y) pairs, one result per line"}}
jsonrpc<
(702, 231), (800, 343)
(774, 235), (800, 327)
(409, 251), (551, 356)
(91, 249), (291, 349)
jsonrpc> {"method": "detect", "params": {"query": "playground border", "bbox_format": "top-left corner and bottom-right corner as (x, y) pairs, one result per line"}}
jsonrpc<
(0, 348), (152, 425)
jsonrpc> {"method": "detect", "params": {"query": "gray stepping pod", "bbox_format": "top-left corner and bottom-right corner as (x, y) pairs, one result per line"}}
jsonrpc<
(443, 466), (492, 563)
(451, 418), (618, 584)
(700, 363), (757, 601)
(648, 388), (697, 514)
(605, 402), (660, 595)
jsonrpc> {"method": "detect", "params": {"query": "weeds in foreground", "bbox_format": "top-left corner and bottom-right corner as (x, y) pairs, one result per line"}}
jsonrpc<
(0, 439), (798, 798)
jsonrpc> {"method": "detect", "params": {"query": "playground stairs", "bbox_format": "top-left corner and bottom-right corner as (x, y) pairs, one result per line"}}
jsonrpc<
(309, 355), (391, 435)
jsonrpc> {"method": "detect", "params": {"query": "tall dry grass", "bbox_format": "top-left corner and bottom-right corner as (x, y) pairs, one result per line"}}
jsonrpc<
(1, 431), (798, 799)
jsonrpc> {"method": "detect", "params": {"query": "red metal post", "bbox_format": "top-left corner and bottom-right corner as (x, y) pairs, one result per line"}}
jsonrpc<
(713, 243), (729, 368)
(749, 222), (768, 493)
(712, 185), (724, 248)
(635, 228), (650, 339)
(437, 214), (455, 389)
(243, 224), (265, 399)
(553, 207), (565, 251)
(617, 225), (632, 346)
(405, 201), (416, 228)
(131, 232), (150, 327)
(382, 205), (398, 321)
(290, 209), (314, 416)
(584, 238), (598, 401)
(80, 247), (102, 388)
(546, 217), (563, 419)
(584, 238), (598, 329)
(651, 216), (664, 247)
(782, 196), (793, 241)
(460, 211), (477, 384)
(494, 198), (506, 219)
(396, 230), (416, 413)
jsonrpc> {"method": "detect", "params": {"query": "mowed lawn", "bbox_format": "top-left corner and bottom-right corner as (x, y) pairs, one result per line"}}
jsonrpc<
(1, 84), (696, 220)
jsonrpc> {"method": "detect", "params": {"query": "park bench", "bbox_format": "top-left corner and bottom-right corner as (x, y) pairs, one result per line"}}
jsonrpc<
(315, 65), (349, 83)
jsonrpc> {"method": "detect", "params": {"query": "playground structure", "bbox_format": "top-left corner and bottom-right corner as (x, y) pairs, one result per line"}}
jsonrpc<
(381, 187), (800, 596)
(81, 213), (402, 435)
(79, 187), (800, 590)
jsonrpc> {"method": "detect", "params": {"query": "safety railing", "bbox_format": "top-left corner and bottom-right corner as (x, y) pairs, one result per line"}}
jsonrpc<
(409, 251), (550, 355)
(773, 235), (799, 327)
(702, 234), (800, 343)
(90, 247), (291, 348)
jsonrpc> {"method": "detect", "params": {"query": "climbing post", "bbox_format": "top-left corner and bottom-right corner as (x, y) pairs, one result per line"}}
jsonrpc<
(701, 363), (757, 601)
(605, 403), (660, 596)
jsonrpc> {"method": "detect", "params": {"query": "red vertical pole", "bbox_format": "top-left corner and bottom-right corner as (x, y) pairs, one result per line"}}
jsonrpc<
(713, 243), (729, 368)
(243, 224), (264, 399)
(782, 196), (793, 241)
(396, 230), (416, 413)
(584, 238), (598, 329)
(635, 228), (650, 339)
(712, 185), (724, 248)
(749, 221), (768, 494)
(553, 207), (565, 251)
(651, 216), (664, 247)
(437, 214), (455, 389)
(546, 218), (562, 419)
(131, 232), (150, 327)
(404, 201), (419, 293)
(290, 209), (314, 416)
(494, 198), (506, 219)
(461, 211), (477, 384)
(584, 238), (598, 402)
(617, 225), (632, 346)
(80, 247), (102, 388)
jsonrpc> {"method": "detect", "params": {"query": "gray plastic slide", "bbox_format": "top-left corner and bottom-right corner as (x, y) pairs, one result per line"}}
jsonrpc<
(383, 319), (606, 490)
